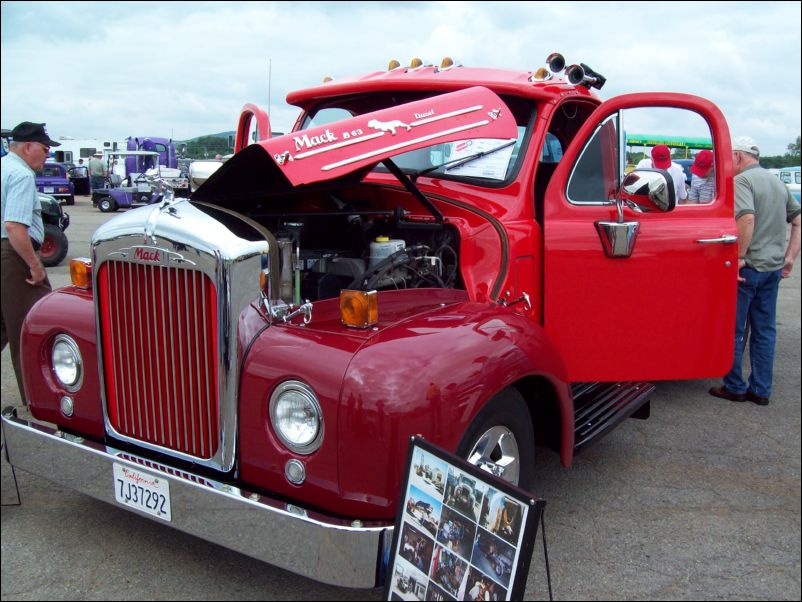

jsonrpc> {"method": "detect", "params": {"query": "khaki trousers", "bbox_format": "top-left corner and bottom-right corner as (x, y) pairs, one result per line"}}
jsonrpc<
(1, 239), (52, 404)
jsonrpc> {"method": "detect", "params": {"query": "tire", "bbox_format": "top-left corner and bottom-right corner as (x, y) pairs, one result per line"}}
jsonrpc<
(65, 195), (75, 206)
(98, 197), (117, 213)
(456, 388), (535, 491)
(40, 224), (69, 267)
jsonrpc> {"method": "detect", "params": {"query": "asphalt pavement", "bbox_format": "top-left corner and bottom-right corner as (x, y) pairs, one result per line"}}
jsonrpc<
(2, 197), (800, 600)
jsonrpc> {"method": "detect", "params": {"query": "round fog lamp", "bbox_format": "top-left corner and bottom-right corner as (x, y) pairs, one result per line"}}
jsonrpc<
(285, 459), (306, 485)
(52, 335), (83, 391)
(270, 381), (323, 454)
(60, 396), (74, 417)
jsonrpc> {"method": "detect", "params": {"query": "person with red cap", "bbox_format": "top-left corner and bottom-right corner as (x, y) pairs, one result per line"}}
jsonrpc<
(636, 145), (688, 203)
(688, 149), (716, 203)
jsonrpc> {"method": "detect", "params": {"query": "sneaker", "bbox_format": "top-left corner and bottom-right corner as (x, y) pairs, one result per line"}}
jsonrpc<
(746, 390), (770, 406)
(709, 385), (746, 402)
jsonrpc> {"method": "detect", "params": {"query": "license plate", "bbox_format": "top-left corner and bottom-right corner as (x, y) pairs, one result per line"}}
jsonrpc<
(44, 187), (54, 193)
(113, 463), (171, 521)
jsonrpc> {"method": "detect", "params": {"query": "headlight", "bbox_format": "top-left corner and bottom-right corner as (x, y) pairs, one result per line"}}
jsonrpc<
(269, 380), (323, 454)
(52, 335), (83, 391)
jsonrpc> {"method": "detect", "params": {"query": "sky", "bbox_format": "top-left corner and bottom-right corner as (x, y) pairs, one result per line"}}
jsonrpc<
(2, 1), (800, 156)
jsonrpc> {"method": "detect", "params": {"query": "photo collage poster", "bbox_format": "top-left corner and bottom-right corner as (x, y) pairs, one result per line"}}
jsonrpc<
(385, 437), (543, 601)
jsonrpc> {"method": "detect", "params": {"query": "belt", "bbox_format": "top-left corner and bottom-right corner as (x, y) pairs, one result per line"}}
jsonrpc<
(0, 237), (42, 252)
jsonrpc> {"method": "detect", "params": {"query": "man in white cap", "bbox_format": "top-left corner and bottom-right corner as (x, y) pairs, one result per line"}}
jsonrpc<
(88, 150), (106, 192)
(710, 136), (801, 405)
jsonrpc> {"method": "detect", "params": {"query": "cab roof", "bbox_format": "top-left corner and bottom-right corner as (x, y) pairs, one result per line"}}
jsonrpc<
(286, 65), (600, 110)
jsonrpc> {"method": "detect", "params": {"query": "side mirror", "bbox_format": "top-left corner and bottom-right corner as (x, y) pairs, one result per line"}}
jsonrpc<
(595, 169), (676, 259)
(620, 169), (676, 213)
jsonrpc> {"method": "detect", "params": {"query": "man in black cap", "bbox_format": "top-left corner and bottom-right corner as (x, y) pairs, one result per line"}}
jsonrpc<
(1, 121), (60, 403)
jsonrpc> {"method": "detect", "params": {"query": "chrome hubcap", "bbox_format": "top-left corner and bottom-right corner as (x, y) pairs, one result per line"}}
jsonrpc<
(466, 426), (520, 485)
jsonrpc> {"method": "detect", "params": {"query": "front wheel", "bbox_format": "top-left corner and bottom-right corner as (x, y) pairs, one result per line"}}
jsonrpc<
(40, 224), (69, 267)
(65, 195), (75, 206)
(98, 196), (117, 213)
(456, 388), (535, 491)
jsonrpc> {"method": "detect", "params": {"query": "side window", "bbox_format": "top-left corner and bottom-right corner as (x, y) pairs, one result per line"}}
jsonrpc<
(567, 107), (715, 206)
(540, 132), (563, 163)
(781, 172), (791, 184)
(566, 113), (619, 204)
(623, 108), (714, 205)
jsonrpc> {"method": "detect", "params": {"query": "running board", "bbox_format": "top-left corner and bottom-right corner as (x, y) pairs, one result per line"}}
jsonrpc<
(572, 382), (655, 453)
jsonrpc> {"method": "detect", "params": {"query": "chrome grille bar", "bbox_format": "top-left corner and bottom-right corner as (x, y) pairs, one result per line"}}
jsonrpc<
(99, 260), (219, 460)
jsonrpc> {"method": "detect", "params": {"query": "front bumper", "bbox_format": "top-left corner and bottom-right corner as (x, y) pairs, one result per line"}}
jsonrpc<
(1, 407), (392, 588)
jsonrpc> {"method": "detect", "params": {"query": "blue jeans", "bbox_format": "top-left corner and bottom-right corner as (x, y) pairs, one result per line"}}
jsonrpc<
(91, 175), (105, 191)
(723, 267), (782, 398)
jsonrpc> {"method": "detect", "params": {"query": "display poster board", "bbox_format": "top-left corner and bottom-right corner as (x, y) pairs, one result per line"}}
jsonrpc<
(384, 436), (545, 601)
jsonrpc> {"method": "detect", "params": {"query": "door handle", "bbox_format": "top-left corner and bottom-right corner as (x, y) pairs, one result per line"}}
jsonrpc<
(696, 234), (738, 244)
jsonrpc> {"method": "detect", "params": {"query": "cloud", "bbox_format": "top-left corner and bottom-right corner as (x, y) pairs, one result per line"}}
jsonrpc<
(2, 1), (799, 154)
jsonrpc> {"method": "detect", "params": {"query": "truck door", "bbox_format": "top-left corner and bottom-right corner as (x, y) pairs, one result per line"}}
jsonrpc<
(543, 93), (737, 382)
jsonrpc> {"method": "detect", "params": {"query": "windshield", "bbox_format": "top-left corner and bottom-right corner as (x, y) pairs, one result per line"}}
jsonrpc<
(301, 92), (534, 186)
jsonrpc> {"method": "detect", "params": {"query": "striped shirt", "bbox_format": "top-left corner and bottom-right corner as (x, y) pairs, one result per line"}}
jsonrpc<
(1, 152), (44, 244)
(688, 173), (716, 203)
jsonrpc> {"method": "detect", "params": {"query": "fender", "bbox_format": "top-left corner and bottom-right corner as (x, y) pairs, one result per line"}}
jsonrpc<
(337, 300), (573, 517)
(21, 287), (104, 437)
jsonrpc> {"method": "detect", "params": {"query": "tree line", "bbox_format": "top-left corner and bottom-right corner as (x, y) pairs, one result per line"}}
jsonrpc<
(760, 136), (800, 168)
(182, 135), (234, 159)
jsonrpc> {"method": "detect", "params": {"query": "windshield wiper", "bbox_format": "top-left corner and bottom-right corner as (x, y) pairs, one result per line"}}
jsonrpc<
(410, 139), (517, 180)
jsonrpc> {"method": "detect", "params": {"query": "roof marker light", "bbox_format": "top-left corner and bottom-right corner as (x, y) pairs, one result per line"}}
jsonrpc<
(531, 67), (552, 82)
(388, 59), (401, 70)
(436, 56), (461, 72)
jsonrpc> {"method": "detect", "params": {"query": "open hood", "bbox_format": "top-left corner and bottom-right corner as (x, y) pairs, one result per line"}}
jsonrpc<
(192, 86), (517, 205)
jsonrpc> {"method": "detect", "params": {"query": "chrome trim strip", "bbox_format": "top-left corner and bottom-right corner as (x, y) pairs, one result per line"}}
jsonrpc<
(2, 408), (389, 589)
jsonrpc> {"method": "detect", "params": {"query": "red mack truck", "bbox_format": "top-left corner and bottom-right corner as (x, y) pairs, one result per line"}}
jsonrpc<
(3, 54), (737, 588)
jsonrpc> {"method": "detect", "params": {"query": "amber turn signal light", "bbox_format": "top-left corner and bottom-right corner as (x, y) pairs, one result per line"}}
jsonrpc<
(339, 290), (378, 329)
(70, 258), (93, 289)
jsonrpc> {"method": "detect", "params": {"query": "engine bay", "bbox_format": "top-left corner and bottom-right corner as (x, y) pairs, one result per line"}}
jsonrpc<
(196, 186), (462, 304)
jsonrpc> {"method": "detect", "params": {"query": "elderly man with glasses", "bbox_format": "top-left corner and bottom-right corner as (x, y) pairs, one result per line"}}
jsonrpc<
(1, 121), (60, 403)
(709, 136), (801, 406)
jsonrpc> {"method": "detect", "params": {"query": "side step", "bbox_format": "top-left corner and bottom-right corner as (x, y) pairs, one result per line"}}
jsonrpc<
(572, 381), (655, 453)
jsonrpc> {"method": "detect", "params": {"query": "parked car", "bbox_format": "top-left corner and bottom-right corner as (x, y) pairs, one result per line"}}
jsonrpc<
(67, 164), (91, 195)
(674, 158), (693, 190)
(778, 166), (801, 197)
(35, 162), (75, 206)
(38, 192), (69, 267)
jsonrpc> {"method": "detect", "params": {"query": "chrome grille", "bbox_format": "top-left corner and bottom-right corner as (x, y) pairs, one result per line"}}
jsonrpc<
(98, 260), (219, 459)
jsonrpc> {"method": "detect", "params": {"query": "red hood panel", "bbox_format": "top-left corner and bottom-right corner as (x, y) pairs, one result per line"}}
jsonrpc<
(260, 86), (517, 186)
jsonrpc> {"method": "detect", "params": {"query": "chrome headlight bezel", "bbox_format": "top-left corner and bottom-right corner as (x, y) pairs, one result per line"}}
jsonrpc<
(269, 380), (324, 454)
(51, 334), (83, 392)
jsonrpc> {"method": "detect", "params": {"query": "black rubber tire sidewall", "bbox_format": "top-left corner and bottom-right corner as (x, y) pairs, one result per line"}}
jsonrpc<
(456, 388), (535, 492)
(40, 223), (69, 267)
(98, 197), (115, 213)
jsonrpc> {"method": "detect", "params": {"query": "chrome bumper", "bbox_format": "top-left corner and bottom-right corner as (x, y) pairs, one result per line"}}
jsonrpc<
(1, 407), (392, 588)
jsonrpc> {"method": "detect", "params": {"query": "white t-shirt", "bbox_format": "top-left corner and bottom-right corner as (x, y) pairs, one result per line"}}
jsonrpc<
(635, 158), (688, 202)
